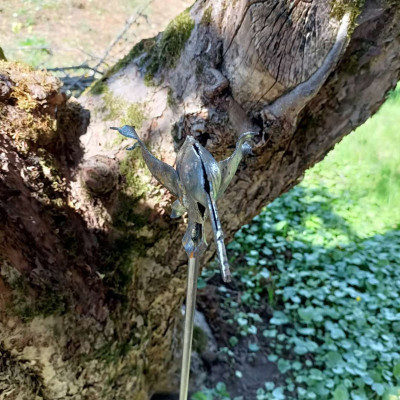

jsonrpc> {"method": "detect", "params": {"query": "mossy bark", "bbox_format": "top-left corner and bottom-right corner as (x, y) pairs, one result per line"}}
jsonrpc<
(1, 1), (400, 399)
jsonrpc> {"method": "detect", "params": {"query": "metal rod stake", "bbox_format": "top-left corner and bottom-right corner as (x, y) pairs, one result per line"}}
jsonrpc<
(179, 255), (200, 400)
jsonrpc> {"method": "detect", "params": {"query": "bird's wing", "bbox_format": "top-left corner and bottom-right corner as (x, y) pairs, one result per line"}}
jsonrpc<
(111, 125), (181, 198)
(218, 132), (257, 197)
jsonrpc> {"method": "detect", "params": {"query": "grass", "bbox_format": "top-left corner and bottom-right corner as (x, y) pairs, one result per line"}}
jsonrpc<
(308, 85), (400, 236)
(17, 35), (51, 68)
(193, 85), (400, 400)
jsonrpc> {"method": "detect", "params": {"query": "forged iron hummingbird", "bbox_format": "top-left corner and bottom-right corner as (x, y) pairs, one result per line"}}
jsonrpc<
(111, 125), (257, 282)
(111, 125), (256, 400)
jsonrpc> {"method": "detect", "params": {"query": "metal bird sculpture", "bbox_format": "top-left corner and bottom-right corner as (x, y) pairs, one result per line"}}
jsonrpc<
(111, 125), (256, 399)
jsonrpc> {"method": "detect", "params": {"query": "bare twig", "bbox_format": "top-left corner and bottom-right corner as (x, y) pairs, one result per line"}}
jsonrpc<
(47, 65), (103, 75)
(92, 0), (154, 72)
(37, 2), (153, 96)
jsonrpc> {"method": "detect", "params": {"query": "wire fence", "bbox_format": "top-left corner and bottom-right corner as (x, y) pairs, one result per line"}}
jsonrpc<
(46, 1), (154, 97)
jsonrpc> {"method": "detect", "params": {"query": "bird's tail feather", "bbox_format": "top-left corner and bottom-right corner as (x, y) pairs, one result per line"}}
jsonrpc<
(207, 195), (231, 283)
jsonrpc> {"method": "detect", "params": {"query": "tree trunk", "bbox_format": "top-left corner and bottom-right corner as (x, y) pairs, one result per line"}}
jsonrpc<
(1, 1), (399, 399)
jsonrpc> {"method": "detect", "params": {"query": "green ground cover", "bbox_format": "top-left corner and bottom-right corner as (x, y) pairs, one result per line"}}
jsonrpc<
(193, 86), (400, 400)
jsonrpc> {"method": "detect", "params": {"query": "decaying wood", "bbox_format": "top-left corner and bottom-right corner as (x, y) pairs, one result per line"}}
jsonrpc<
(1, 1), (400, 399)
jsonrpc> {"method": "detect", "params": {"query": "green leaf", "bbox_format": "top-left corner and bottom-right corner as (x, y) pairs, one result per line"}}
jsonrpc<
(294, 344), (308, 355)
(334, 384), (349, 400)
(372, 383), (385, 396)
(263, 329), (277, 338)
(270, 311), (289, 325)
(235, 370), (243, 378)
(272, 387), (285, 400)
(350, 389), (367, 400)
(216, 382), (229, 396)
(248, 325), (257, 334)
(268, 354), (278, 362)
(298, 307), (314, 322)
(229, 336), (239, 347)
(325, 351), (344, 368)
(393, 322), (400, 333)
(265, 382), (275, 391)
(298, 327), (315, 335)
(331, 327), (346, 339)
(273, 220), (288, 231)
(293, 361), (302, 371)
(277, 358), (291, 374)
(197, 277), (207, 289)
(393, 362), (400, 378)
(191, 392), (209, 400)
(248, 343), (260, 352)
(383, 387), (400, 400)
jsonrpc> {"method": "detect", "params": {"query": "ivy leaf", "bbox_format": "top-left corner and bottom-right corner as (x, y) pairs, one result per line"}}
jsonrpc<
(248, 325), (257, 335)
(191, 392), (209, 400)
(197, 277), (207, 289)
(293, 361), (302, 371)
(273, 221), (288, 231)
(248, 343), (260, 352)
(325, 351), (344, 368)
(372, 383), (385, 396)
(334, 385), (349, 400)
(297, 327), (315, 335)
(350, 389), (368, 400)
(393, 362), (400, 378)
(272, 387), (285, 400)
(277, 358), (291, 374)
(229, 336), (239, 347)
(268, 354), (278, 362)
(263, 329), (277, 338)
(270, 311), (289, 325)
(216, 382), (229, 396)
(393, 321), (400, 333)
(265, 382), (275, 391)
(294, 344), (308, 355)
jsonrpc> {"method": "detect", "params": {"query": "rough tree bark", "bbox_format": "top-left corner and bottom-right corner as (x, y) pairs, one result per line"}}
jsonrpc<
(1, 0), (399, 399)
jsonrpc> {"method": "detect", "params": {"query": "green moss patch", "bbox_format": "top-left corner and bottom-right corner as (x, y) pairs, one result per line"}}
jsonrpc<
(89, 80), (107, 95)
(167, 87), (175, 107)
(331, 0), (365, 31)
(3, 268), (66, 322)
(142, 8), (194, 84)
(122, 103), (146, 128)
(201, 6), (213, 26)
(98, 151), (152, 302)
(0, 61), (62, 151)
(193, 325), (208, 354)
(100, 87), (147, 129)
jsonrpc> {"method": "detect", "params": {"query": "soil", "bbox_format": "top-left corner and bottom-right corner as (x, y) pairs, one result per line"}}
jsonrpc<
(195, 278), (281, 399)
(0, 0), (192, 70)
(153, 274), (281, 400)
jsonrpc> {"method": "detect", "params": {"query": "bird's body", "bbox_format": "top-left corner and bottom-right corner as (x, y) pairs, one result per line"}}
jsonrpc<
(112, 125), (256, 282)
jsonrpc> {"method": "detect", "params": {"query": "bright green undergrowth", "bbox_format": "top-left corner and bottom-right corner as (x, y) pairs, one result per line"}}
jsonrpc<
(194, 86), (400, 400)
(308, 86), (400, 237)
